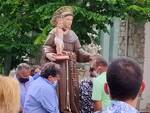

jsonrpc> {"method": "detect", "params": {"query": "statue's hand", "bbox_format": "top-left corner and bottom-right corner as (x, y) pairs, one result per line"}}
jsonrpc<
(46, 53), (56, 61)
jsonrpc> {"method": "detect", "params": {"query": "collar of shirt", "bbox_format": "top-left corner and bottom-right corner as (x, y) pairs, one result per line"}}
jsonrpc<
(41, 77), (56, 88)
(100, 72), (106, 75)
(102, 100), (139, 113)
(96, 71), (106, 78)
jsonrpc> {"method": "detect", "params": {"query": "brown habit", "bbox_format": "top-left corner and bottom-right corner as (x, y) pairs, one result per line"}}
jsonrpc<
(41, 30), (90, 113)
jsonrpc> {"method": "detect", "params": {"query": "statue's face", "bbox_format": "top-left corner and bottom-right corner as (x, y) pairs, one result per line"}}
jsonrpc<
(62, 15), (73, 30)
(56, 17), (63, 28)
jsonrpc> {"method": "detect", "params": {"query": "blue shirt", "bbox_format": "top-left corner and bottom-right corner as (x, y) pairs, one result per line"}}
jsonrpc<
(23, 77), (60, 113)
(102, 100), (139, 113)
(32, 73), (40, 80)
(19, 76), (33, 109)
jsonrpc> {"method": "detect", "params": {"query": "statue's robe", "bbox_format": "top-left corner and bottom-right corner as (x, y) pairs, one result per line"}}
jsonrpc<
(41, 30), (90, 113)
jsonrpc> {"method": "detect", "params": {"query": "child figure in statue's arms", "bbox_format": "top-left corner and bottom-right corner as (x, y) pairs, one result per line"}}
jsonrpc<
(51, 15), (69, 55)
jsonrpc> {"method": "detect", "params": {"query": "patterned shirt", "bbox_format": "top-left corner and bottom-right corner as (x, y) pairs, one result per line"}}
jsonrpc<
(79, 79), (94, 113)
(102, 100), (139, 113)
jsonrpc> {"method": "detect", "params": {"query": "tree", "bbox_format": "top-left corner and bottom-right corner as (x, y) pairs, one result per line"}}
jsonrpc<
(0, 0), (40, 75)
(34, 0), (150, 44)
(0, 0), (150, 75)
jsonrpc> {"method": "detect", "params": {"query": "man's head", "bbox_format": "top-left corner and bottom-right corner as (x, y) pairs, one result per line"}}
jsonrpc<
(105, 57), (145, 101)
(16, 63), (31, 78)
(51, 6), (73, 30)
(40, 62), (60, 84)
(90, 55), (108, 76)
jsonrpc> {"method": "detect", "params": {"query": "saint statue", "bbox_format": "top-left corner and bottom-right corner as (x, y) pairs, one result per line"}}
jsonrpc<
(41, 6), (91, 113)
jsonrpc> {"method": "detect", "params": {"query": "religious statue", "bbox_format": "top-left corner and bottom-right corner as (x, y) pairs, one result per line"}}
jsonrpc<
(41, 6), (91, 113)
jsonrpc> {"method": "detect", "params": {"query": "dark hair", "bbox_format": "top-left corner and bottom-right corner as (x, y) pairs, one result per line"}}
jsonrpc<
(107, 57), (143, 101)
(40, 62), (60, 79)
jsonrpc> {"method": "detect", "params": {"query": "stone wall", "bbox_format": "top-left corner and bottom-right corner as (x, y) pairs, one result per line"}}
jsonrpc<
(118, 19), (148, 111)
(118, 19), (145, 68)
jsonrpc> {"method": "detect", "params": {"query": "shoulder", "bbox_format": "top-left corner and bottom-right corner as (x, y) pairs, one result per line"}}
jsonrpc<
(47, 29), (55, 38)
(40, 83), (55, 96)
(93, 76), (105, 87)
(69, 30), (78, 39)
(43, 30), (56, 45)
(36, 78), (55, 91)
(64, 30), (78, 42)
(29, 77), (44, 88)
(93, 75), (101, 82)
(29, 76), (33, 81)
(80, 80), (92, 88)
(96, 72), (106, 81)
(50, 28), (56, 34)
(29, 78), (53, 93)
(101, 110), (112, 113)
(64, 30), (78, 43)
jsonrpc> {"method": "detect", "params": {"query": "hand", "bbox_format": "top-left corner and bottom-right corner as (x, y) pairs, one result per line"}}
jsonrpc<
(46, 53), (56, 61)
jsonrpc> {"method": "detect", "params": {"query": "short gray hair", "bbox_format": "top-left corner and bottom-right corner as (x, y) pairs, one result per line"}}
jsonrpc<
(16, 63), (30, 72)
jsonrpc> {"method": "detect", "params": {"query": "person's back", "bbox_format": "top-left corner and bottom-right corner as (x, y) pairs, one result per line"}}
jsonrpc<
(24, 77), (59, 113)
(102, 57), (145, 113)
(23, 62), (60, 113)
(79, 73), (94, 113)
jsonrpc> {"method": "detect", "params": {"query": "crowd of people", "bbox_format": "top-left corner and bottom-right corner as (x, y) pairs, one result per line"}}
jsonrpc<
(0, 56), (145, 113)
(79, 56), (145, 113)
(0, 6), (145, 113)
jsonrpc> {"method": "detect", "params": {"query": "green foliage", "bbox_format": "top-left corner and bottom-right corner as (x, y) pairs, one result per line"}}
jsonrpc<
(82, 0), (150, 21)
(34, 0), (150, 45)
(0, 0), (40, 71)
(0, 0), (150, 74)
